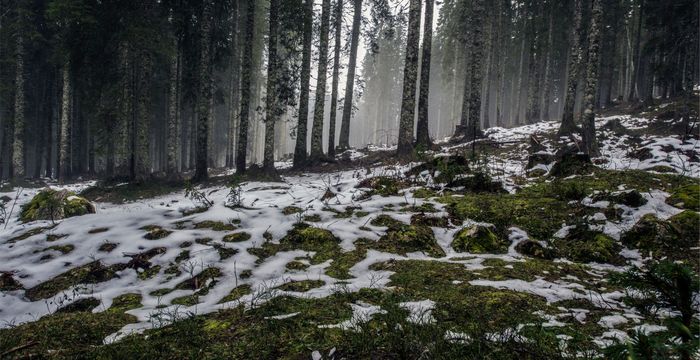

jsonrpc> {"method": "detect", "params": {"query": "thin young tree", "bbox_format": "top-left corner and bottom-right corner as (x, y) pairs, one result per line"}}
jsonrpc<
(338, 0), (362, 150)
(310, 0), (331, 161)
(396, 0), (421, 157)
(415, 0), (434, 149)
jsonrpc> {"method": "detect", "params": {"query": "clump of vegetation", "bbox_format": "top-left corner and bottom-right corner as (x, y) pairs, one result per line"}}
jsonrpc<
(276, 280), (325, 292)
(218, 284), (252, 303)
(406, 155), (469, 183)
(514, 240), (555, 259)
(622, 211), (699, 265)
(593, 189), (647, 207)
(108, 293), (142, 313)
(194, 221), (236, 231)
(446, 171), (506, 193)
(451, 225), (508, 254)
(281, 223), (340, 248)
(666, 184), (699, 211)
(370, 214), (404, 227)
(376, 224), (444, 257)
(225, 178), (244, 208)
(20, 189), (95, 223)
(25, 261), (120, 301)
(549, 151), (593, 177)
(555, 226), (622, 264)
(606, 261), (699, 360)
(141, 225), (173, 240)
(0, 271), (23, 291)
(222, 232), (252, 242)
(282, 206), (303, 215)
(285, 260), (309, 271)
(356, 176), (408, 197)
(184, 181), (214, 209)
(410, 213), (449, 228)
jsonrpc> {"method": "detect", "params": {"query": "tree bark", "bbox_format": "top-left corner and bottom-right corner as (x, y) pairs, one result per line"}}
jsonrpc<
(227, 0), (240, 168)
(465, 0), (485, 141)
(416, 0), (434, 148)
(293, 0), (313, 167)
(627, 0), (644, 102)
(12, 30), (25, 178)
(310, 0), (331, 161)
(236, 0), (256, 174)
(327, 0), (342, 158)
(262, 0), (280, 172)
(338, 0), (362, 150)
(194, 0), (214, 181)
(541, 8), (555, 121)
(167, 34), (181, 176)
(396, 0), (421, 156)
(59, 65), (71, 183)
(558, 0), (584, 136)
(582, 0), (604, 156)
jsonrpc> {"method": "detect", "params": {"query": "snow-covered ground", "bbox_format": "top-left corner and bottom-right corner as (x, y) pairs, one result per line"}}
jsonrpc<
(0, 114), (697, 349)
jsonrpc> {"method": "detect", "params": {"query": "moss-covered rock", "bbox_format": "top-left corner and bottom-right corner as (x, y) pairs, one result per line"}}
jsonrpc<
(222, 232), (252, 242)
(451, 225), (508, 254)
(370, 214), (403, 227)
(25, 261), (120, 301)
(142, 225), (172, 240)
(556, 229), (621, 264)
(593, 189), (647, 207)
(20, 189), (95, 222)
(356, 176), (408, 197)
(376, 224), (444, 257)
(410, 213), (449, 228)
(666, 184), (700, 211)
(446, 172), (506, 193)
(405, 155), (469, 183)
(281, 223), (339, 248)
(621, 211), (699, 261)
(514, 240), (555, 259)
(549, 151), (593, 177)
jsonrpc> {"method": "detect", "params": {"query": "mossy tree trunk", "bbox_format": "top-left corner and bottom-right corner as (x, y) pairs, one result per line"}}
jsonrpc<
(415, 0), (434, 149)
(581, 0), (604, 156)
(310, 0), (331, 162)
(236, 0), (255, 174)
(293, 0), (313, 167)
(194, 0), (213, 181)
(262, 0), (280, 172)
(59, 64), (71, 183)
(327, 0), (342, 158)
(396, 0), (421, 157)
(464, 0), (485, 141)
(558, 0), (584, 136)
(338, 0), (362, 151)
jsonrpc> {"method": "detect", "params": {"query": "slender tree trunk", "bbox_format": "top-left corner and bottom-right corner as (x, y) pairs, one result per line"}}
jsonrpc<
(59, 65), (71, 183)
(396, 0), (421, 156)
(236, 0), (255, 174)
(465, 0), (485, 141)
(513, 32), (526, 126)
(327, 0), (342, 158)
(541, 8), (555, 121)
(338, 0), (362, 150)
(627, 0), (643, 102)
(582, 0), (604, 156)
(293, 0), (313, 166)
(167, 35), (181, 177)
(12, 30), (25, 178)
(262, 0), (280, 172)
(310, 0), (331, 161)
(495, 0), (508, 127)
(194, 0), (214, 181)
(416, 0), (434, 148)
(227, 0), (240, 168)
(134, 53), (152, 180)
(558, 0), (584, 136)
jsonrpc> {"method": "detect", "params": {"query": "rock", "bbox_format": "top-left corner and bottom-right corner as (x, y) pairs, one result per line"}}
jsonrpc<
(451, 225), (508, 254)
(550, 150), (593, 177)
(20, 189), (95, 223)
(515, 240), (555, 259)
(377, 224), (444, 257)
(593, 190), (647, 208)
(557, 228), (622, 264)
(410, 213), (450, 228)
(0, 272), (23, 291)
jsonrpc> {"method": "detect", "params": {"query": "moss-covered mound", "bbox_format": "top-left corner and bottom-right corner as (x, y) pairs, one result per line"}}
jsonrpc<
(514, 240), (555, 259)
(222, 232), (252, 242)
(549, 152), (593, 177)
(370, 214), (404, 227)
(25, 261), (121, 301)
(20, 189), (95, 223)
(593, 189), (648, 208)
(452, 225), (508, 254)
(666, 184), (700, 211)
(376, 224), (444, 257)
(622, 211), (699, 264)
(555, 228), (622, 264)
(446, 172), (506, 193)
(410, 213), (449, 228)
(406, 155), (469, 183)
(281, 223), (340, 248)
(356, 176), (408, 197)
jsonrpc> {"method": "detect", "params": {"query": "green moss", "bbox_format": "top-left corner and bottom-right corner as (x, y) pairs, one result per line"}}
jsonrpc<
(41, 244), (75, 254)
(304, 214), (322, 222)
(666, 184), (700, 211)
(20, 189), (95, 222)
(141, 225), (173, 240)
(276, 280), (325, 292)
(406, 155), (469, 183)
(556, 229), (621, 264)
(98, 242), (118, 252)
(175, 250), (191, 262)
(194, 221), (236, 231)
(222, 232), (252, 242)
(621, 211), (698, 266)
(413, 187), (438, 198)
(175, 268), (222, 291)
(219, 284), (252, 303)
(410, 213), (449, 227)
(150, 288), (174, 297)
(451, 225), (508, 254)
(172, 294), (200, 306)
(9, 225), (56, 243)
(25, 261), (120, 301)
(356, 176), (408, 197)
(375, 224), (445, 257)
(213, 244), (238, 260)
(109, 293), (143, 313)
(514, 240), (555, 259)
(354, 211), (370, 218)
(285, 260), (309, 271)
(370, 214), (403, 227)
(281, 223), (339, 248)
(282, 206), (303, 215)
(138, 265), (161, 280)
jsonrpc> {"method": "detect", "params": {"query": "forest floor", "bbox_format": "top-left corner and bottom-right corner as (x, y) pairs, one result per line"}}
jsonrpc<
(0, 99), (698, 359)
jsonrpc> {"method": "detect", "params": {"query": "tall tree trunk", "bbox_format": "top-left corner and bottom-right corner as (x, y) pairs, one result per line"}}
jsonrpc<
(465, 0), (485, 141)
(12, 29), (25, 178)
(327, 0), (342, 158)
(167, 35), (181, 177)
(310, 0), (331, 161)
(134, 53), (152, 180)
(627, 0), (644, 102)
(338, 0), (362, 150)
(558, 0), (584, 136)
(293, 0), (313, 166)
(236, 0), (256, 174)
(541, 8), (555, 121)
(582, 0), (604, 156)
(525, 21), (542, 124)
(495, 0), (508, 127)
(396, 0), (421, 156)
(263, 0), (280, 172)
(59, 65), (71, 183)
(194, 0), (214, 181)
(227, 0), (240, 168)
(416, 0), (434, 148)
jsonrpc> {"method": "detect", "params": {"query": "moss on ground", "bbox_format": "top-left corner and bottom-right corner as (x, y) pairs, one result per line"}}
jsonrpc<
(141, 225), (173, 240)
(194, 221), (236, 231)
(375, 224), (445, 257)
(25, 261), (121, 301)
(222, 232), (251, 242)
(20, 189), (95, 223)
(451, 225), (508, 253)
(276, 280), (325, 292)
(666, 184), (700, 211)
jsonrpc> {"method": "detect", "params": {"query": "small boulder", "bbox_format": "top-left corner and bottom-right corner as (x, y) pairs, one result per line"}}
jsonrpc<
(451, 225), (508, 254)
(557, 229), (621, 264)
(20, 189), (95, 223)
(515, 240), (555, 259)
(666, 184), (699, 211)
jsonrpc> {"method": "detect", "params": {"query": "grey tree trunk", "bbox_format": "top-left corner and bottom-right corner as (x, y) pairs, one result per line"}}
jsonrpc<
(338, 0), (362, 150)
(12, 31), (25, 178)
(627, 0), (644, 102)
(227, 0), (240, 168)
(59, 65), (71, 183)
(293, 0), (313, 167)
(558, 0), (583, 136)
(194, 0), (213, 181)
(465, 0), (485, 141)
(167, 35), (181, 176)
(582, 0), (604, 156)
(396, 0), (421, 156)
(495, 0), (508, 127)
(541, 9), (555, 121)
(236, 0), (256, 174)
(263, 0), (280, 172)
(416, 0), (434, 148)
(310, 0), (331, 161)
(327, 0), (342, 158)
(134, 53), (152, 180)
